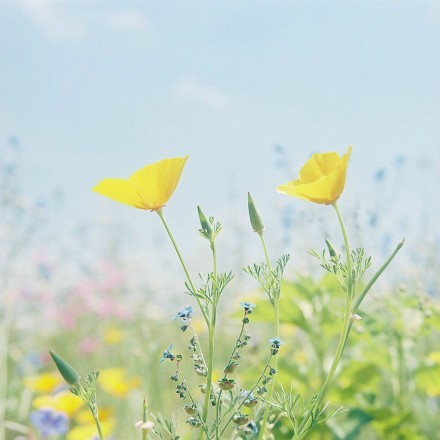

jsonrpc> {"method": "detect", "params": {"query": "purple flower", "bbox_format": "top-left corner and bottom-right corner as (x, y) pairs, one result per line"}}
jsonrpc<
(30, 407), (69, 436)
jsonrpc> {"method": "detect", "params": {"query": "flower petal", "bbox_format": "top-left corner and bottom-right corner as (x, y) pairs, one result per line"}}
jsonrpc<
(277, 147), (352, 204)
(299, 152), (341, 182)
(333, 146), (352, 198)
(278, 168), (342, 204)
(92, 178), (146, 209)
(129, 156), (188, 210)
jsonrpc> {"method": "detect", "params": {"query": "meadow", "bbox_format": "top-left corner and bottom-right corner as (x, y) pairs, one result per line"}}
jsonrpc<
(1, 143), (439, 440)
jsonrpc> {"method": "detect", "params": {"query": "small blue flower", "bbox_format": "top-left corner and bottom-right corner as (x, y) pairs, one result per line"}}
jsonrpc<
(245, 420), (258, 434)
(172, 305), (193, 321)
(160, 344), (175, 363)
(269, 337), (286, 349)
(30, 407), (69, 436)
(240, 302), (256, 314)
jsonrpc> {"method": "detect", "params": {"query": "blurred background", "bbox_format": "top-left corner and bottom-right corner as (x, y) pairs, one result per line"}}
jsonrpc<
(1, 1), (439, 439)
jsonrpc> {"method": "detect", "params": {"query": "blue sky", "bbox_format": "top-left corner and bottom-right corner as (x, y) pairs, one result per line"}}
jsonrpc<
(1, 0), (439, 284)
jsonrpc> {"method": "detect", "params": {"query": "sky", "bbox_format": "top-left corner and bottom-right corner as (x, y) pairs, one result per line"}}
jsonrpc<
(1, 0), (439, 289)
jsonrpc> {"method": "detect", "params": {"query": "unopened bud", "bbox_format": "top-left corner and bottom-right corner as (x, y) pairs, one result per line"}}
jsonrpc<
(248, 193), (265, 234)
(49, 351), (81, 385)
(325, 239), (337, 258)
(197, 206), (213, 237)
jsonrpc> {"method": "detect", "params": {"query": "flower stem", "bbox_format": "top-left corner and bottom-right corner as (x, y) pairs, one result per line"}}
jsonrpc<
(174, 360), (210, 438)
(90, 405), (104, 440)
(332, 202), (352, 292)
(219, 352), (274, 437)
(257, 232), (279, 440)
(214, 312), (248, 438)
(352, 239), (404, 313)
(142, 398), (147, 440)
(200, 243), (218, 439)
(156, 209), (209, 326)
(199, 322), (215, 436)
(295, 202), (353, 437)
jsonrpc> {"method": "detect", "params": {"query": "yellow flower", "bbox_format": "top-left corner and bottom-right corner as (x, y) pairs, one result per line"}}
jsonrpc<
(67, 419), (114, 440)
(24, 372), (64, 394)
(277, 147), (352, 205)
(32, 391), (84, 416)
(99, 368), (140, 398)
(92, 156), (188, 210)
(104, 327), (123, 345)
(74, 407), (113, 424)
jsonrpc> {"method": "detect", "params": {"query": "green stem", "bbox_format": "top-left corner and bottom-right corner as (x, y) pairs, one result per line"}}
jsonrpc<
(189, 325), (208, 372)
(200, 242), (218, 439)
(200, 323), (215, 432)
(352, 240), (404, 313)
(257, 232), (279, 440)
(219, 353), (274, 437)
(90, 405), (104, 440)
(142, 398), (147, 440)
(156, 209), (209, 326)
(214, 312), (248, 438)
(260, 232), (273, 273)
(296, 202), (353, 437)
(174, 361), (210, 438)
(332, 202), (352, 293)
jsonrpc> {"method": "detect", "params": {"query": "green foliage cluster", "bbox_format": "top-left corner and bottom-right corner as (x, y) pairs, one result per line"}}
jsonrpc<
(252, 275), (440, 439)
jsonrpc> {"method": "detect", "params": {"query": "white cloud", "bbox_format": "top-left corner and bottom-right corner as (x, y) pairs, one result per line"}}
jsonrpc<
(15, 1), (152, 41)
(16, 0), (86, 40)
(174, 78), (229, 110)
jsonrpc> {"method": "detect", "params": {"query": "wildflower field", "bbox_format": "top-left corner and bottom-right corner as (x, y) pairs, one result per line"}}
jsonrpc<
(1, 142), (439, 440)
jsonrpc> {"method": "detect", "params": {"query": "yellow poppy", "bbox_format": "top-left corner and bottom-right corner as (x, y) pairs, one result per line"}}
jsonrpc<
(32, 391), (84, 416)
(277, 147), (352, 205)
(74, 407), (113, 424)
(67, 419), (114, 440)
(92, 156), (188, 210)
(24, 372), (63, 394)
(99, 368), (140, 398)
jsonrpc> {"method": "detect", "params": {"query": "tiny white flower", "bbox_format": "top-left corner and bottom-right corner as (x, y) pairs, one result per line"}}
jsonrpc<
(135, 421), (155, 430)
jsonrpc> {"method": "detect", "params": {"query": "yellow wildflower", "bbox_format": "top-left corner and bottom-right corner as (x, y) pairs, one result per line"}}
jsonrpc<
(67, 419), (114, 440)
(104, 327), (123, 345)
(32, 391), (84, 416)
(427, 352), (440, 364)
(99, 368), (140, 398)
(74, 407), (113, 424)
(92, 156), (188, 210)
(24, 372), (63, 394)
(277, 147), (352, 205)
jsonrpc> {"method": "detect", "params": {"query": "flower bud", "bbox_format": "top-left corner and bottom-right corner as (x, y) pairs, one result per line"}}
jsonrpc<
(184, 405), (198, 416)
(247, 193), (265, 234)
(197, 206), (213, 237)
(218, 378), (235, 390)
(325, 239), (337, 258)
(49, 351), (80, 385)
(224, 362), (239, 374)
